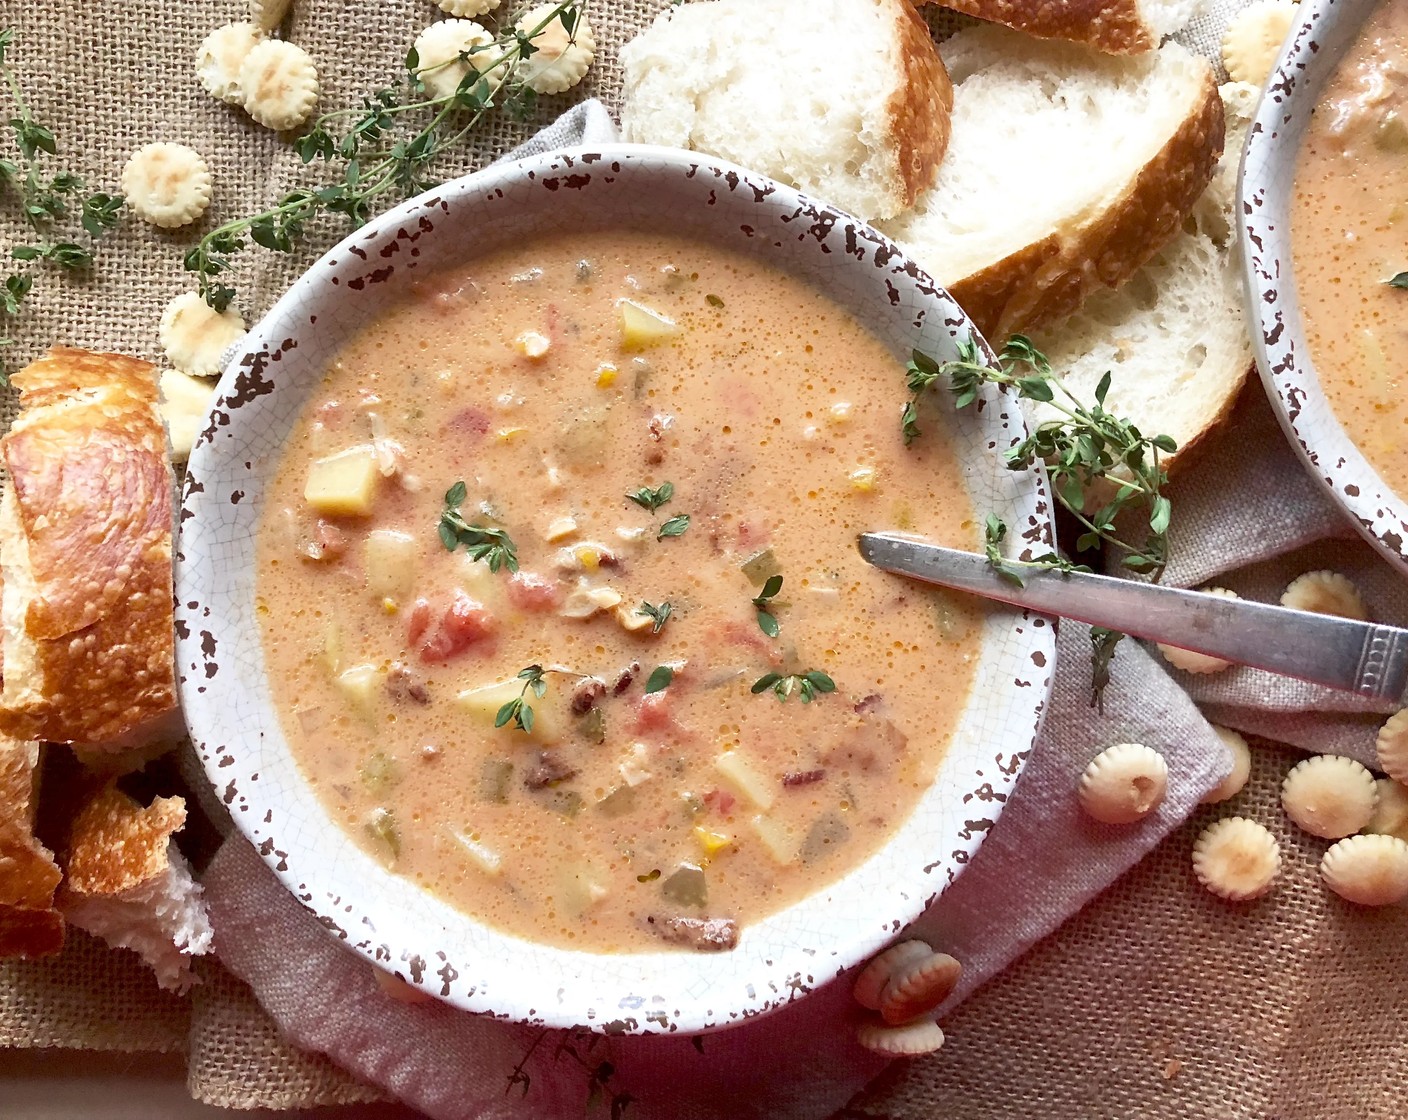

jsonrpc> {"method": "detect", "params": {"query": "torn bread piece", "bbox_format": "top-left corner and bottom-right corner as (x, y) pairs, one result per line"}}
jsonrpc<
(0, 348), (178, 748)
(58, 786), (212, 993)
(0, 734), (64, 957)
(1025, 81), (1255, 476)
(916, 0), (1197, 55)
(619, 0), (953, 223)
(879, 27), (1222, 340)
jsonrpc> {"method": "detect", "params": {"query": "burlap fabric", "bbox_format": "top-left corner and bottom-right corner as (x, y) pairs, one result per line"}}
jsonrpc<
(4, 1), (1407, 1117)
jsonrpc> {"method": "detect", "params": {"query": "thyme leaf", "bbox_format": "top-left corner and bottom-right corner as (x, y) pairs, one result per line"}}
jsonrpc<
(439, 481), (518, 572)
(751, 670), (835, 703)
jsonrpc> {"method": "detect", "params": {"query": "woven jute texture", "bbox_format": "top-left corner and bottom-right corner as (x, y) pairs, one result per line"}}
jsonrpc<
(4, 0), (1408, 1117)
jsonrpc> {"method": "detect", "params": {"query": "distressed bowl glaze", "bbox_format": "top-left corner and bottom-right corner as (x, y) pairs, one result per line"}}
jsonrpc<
(1240, 0), (1406, 571)
(175, 145), (1055, 1035)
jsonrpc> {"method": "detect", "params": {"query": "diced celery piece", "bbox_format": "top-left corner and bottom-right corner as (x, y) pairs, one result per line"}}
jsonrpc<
(661, 862), (708, 907)
(365, 807), (400, 862)
(596, 785), (636, 818)
(799, 812), (851, 865)
(304, 444), (380, 516)
(618, 299), (679, 350)
(360, 751), (401, 793)
(363, 530), (417, 600)
(557, 862), (609, 913)
(477, 758), (513, 803)
(739, 548), (779, 587)
(457, 678), (563, 743)
(715, 750), (776, 811)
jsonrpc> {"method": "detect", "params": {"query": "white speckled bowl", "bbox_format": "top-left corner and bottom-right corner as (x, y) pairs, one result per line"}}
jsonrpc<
(1240, 0), (1406, 570)
(175, 145), (1055, 1035)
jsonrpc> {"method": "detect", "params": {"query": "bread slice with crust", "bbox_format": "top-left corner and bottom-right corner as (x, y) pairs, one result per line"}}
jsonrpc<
(0, 347), (179, 748)
(878, 26), (1223, 341)
(0, 733), (64, 957)
(1025, 82), (1260, 476)
(58, 786), (212, 992)
(619, 0), (953, 222)
(916, 0), (1199, 55)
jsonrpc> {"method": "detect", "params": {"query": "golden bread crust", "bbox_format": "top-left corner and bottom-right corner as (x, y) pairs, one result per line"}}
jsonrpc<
(0, 735), (65, 957)
(920, 0), (1157, 54)
(950, 62), (1223, 340)
(890, 0), (955, 206)
(0, 347), (177, 745)
(63, 786), (185, 898)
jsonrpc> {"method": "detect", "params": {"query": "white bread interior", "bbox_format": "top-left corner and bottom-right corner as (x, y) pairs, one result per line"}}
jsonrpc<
(1025, 82), (1260, 473)
(878, 26), (1222, 339)
(0, 488), (42, 717)
(618, 0), (953, 222)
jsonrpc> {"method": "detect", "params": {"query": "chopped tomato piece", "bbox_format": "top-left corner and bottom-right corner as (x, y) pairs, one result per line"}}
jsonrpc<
(702, 789), (736, 816)
(419, 591), (496, 663)
(507, 571), (562, 611)
(635, 691), (675, 732)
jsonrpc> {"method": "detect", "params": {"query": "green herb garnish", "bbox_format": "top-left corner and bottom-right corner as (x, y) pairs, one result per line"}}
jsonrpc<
(705, 293), (724, 308)
(439, 481), (518, 572)
(639, 600), (673, 633)
(752, 573), (783, 637)
(644, 665), (674, 694)
(183, 3), (583, 311)
(495, 664), (548, 733)
(751, 670), (836, 703)
(657, 513), (691, 541)
(1388, 272), (1408, 290)
(626, 481), (674, 513)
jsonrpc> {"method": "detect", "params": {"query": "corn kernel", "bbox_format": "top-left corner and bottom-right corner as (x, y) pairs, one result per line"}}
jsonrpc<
(850, 466), (877, 491)
(496, 427), (528, 442)
(595, 363), (619, 388)
(381, 597), (398, 614)
(515, 330), (551, 359)
(694, 826), (732, 861)
(576, 545), (601, 571)
(828, 401), (853, 424)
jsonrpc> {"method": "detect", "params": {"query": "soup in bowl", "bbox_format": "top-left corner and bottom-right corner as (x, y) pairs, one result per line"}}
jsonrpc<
(1242, 0), (1408, 571)
(176, 146), (1055, 1032)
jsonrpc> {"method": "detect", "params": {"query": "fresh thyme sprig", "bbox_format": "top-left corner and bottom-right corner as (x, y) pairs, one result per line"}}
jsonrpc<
(751, 670), (836, 703)
(625, 480), (691, 541)
(910, 335), (1176, 581)
(439, 480), (519, 572)
(644, 664), (674, 694)
(638, 600), (672, 633)
(752, 573), (783, 637)
(0, 27), (124, 373)
(184, 2), (583, 311)
(495, 664), (549, 733)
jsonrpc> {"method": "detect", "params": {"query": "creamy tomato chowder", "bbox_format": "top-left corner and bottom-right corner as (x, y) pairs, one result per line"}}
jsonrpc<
(1292, 0), (1408, 492)
(256, 230), (982, 953)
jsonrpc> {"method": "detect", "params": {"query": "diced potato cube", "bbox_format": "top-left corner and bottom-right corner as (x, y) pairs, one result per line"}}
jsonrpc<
(457, 677), (563, 743)
(335, 663), (381, 721)
(543, 515), (579, 543)
(618, 299), (679, 350)
(556, 862), (609, 913)
(456, 553), (500, 602)
(515, 330), (551, 359)
(715, 750), (776, 811)
(305, 445), (380, 516)
(451, 830), (503, 877)
(849, 466), (877, 492)
(321, 618), (343, 676)
(363, 530), (417, 601)
(620, 742), (653, 787)
(751, 814), (798, 865)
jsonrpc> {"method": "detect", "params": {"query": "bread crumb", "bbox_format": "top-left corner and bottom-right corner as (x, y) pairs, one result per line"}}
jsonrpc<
(1162, 1058), (1184, 1081)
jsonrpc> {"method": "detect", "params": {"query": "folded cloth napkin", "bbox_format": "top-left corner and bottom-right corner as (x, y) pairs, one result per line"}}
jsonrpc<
(201, 100), (1243, 1120)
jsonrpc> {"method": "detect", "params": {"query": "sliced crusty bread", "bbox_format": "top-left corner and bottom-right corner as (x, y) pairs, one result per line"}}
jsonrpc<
(878, 26), (1223, 341)
(58, 786), (212, 993)
(0, 733), (64, 957)
(0, 347), (178, 748)
(618, 0), (953, 222)
(916, 0), (1199, 55)
(1025, 82), (1260, 475)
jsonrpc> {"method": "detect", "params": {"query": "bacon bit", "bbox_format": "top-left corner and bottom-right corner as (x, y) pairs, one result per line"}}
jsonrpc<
(736, 519), (769, 550)
(783, 769), (826, 788)
(854, 693), (884, 715)
(524, 750), (577, 790)
(612, 661), (642, 696)
(570, 676), (606, 715)
(299, 518), (348, 562)
(385, 662), (430, 705)
(314, 400), (344, 428)
(647, 915), (739, 952)
(701, 789), (736, 816)
(506, 571), (562, 611)
(417, 591), (496, 663)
